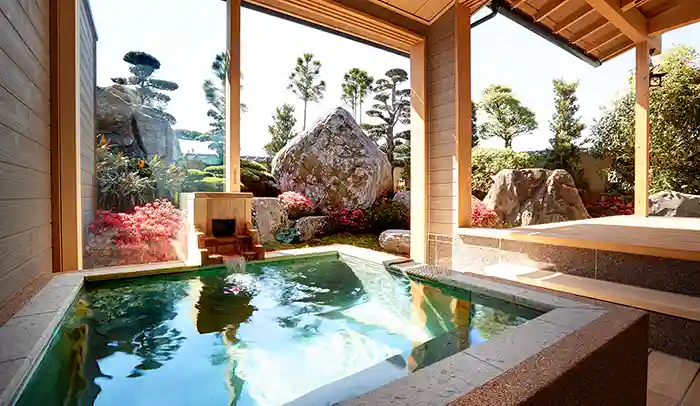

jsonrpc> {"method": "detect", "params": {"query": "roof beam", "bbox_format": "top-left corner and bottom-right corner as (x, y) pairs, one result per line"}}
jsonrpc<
(571, 19), (609, 45)
(620, 0), (653, 12)
(648, 1), (700, 36)
(582, 0), (647, 43)
(534, 0), (573, 23)
(589, 31), (624, 53)
(554, 5), (594, 34)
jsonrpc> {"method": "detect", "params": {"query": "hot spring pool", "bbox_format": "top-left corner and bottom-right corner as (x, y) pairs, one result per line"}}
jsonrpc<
(15, 254), (540, 406)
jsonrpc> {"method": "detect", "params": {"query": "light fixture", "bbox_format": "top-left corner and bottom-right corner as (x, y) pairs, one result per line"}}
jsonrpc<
(650, 63), (667, 88)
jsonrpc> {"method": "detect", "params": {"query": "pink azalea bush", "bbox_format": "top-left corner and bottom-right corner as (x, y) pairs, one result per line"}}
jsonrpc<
(278, 191), (314, 218)
(85, 199), (184, 267)
(585, 194), (634, 217)
(472, 198), (501, 228)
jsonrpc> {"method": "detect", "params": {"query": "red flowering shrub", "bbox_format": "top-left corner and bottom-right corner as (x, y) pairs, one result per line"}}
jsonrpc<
(472, 198), (501, 228)
(85, 199), (184, 267)
(585, 194), (634, 217)
(278, 191), (314, 218)
(333, 208), (369, 232)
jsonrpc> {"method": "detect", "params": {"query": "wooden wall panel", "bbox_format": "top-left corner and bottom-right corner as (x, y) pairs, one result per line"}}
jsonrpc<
(426, 8), (456, 238)
(0, 0), (51, 305)
(79, 0), (96, 243)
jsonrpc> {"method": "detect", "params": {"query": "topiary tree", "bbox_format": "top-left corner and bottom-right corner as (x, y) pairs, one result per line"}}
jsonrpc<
(478, 85), (537, 148)
(361, 68), (411, 185)
(545, 79), (586, 188)
(111, 51), (179, 123)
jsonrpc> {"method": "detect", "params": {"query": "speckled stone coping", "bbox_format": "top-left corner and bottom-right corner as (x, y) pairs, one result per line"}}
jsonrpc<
(0, 245), (647, 406)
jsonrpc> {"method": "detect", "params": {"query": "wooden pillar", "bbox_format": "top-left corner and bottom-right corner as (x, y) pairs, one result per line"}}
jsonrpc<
(455, 2), (472, 227)
(410, 40), (428, 262)
(226, 0), (242, 192)
(51, 0), (82, 271)
(634, 41), (650, 216)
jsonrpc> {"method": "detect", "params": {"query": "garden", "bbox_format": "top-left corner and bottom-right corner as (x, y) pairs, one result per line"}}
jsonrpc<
(87, 44), (700, 266)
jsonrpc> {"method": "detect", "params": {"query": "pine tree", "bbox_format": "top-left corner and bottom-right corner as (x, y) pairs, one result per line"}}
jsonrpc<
(361, 68), (411, 184)
(111, 51), (179, 123)
(264, 104), (298, 157)
(546, 78), (585, 185)
(288, 53), (326, 130)
(341, 68), (374, 123)
(479, 85), (537, 148)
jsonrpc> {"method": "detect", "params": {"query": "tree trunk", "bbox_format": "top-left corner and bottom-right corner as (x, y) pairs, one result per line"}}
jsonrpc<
(505, 137), (512, 149)
(358, 100), (362, 124)
(303, 100), (307, 130)
(387, 127), (395, 189)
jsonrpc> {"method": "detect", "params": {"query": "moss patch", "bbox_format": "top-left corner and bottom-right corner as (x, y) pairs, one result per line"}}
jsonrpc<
(263, 232), (393, 254)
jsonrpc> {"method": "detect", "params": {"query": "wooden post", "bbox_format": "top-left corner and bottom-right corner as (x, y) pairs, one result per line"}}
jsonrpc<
(410, 40), (428, 263)
(226, 0), (242, 192)
(51, 0), (82, 271)
(455, 2), (472, 227)
(634, 41), (650, 216)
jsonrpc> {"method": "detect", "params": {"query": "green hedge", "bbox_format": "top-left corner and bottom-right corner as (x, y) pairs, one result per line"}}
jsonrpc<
(472, 148), (537, 194)
(203, 165), (225, 177)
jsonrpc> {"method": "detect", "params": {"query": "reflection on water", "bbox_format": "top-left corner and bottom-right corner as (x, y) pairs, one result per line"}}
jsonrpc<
(16, 258), (537, 406)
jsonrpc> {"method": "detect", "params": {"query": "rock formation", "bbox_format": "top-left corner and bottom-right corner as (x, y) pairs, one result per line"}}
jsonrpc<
(483, 169), (590, 226)
(272, 107), (391, 213)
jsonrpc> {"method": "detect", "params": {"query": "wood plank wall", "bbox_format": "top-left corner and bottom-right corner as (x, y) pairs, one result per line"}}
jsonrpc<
(0, 0), (52, 304)
(426, 8), (457, 237)
(79, 0), (96, 242)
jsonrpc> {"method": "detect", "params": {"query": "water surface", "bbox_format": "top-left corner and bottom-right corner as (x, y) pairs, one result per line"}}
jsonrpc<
(16, 255), (539, 406)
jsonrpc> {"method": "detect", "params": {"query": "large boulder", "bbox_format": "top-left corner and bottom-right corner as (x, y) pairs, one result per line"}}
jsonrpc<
(649, 191), (700, 217)
(252, 198), (288, 243)
(295, 216), (330, 242)
(271, 107), (392, 213)
(96, 85), (180, 163)
(483, 169), (590, 227)
(379, 229), (410, 255)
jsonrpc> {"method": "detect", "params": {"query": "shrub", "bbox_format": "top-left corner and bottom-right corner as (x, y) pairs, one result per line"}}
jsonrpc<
(472, 198), (501, 228)
(332, 208), (369, 232)
(278, 191), (314, 218)
(182, 170), (223, 192)
(85, 199), (184, 267)
(366, 198), (409, 232)
(585, 194), (633, 217)
(203, 165), (225, 177)
(472, 148), (536, 195)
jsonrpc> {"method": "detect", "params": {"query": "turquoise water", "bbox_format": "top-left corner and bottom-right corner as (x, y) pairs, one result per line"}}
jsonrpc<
(15, 255), (539, 406)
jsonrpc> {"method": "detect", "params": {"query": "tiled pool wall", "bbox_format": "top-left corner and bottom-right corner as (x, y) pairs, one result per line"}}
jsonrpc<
(445, 233), (700, 363)
(0, 245), (649, 406)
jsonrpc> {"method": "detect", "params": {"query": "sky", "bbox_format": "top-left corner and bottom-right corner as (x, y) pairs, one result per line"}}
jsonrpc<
(90, 0), (700, 155)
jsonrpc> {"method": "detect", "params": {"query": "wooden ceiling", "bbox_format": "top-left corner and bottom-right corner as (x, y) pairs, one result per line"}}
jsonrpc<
(245, 0), (700, 62)
(365, 0), (700, 63)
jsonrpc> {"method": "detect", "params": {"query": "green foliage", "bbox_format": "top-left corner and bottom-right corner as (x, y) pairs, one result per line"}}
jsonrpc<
(472, 100), (479, 147)
(361, 68), (411, 184)
(176, 129), (206, 140)
(588, 45), (700, 194)
(288, 53), (326, 129)
(365, 198), (410, 233)
(478, 85), (537, 148)
(341, 68), (374, 123)
(203, 165), (225, 177)
(276, 228), (301, 244)
(96, 139), (184, 212)
(471, 148), (536, 194)
(544, 79), (586, 188)
(263, 233), (383, 253)
(264, 104), (297, 157)
(203, 52), (247, 136)
(111, 51), (178, 123)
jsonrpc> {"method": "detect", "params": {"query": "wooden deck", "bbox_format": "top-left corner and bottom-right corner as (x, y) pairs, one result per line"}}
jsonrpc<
(459, 215), (700, 262)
